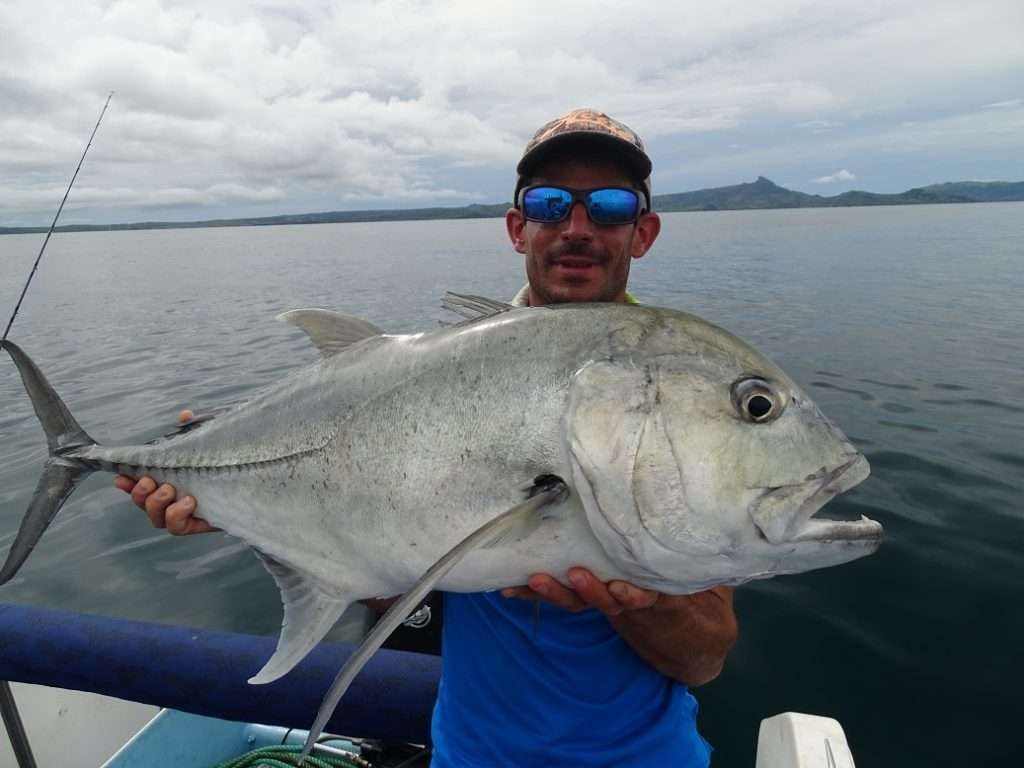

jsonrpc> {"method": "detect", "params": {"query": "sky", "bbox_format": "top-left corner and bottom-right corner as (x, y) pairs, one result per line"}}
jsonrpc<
(1, 0), (1022, 226)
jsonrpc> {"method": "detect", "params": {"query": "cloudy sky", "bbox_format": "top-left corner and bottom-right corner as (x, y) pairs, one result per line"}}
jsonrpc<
(1, 0), (1022, 226)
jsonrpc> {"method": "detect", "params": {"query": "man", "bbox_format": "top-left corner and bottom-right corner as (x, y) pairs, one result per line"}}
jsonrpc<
(116, 109), (737, 767)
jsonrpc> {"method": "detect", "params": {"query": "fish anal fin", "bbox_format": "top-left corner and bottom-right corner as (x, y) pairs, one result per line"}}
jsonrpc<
(249, 549), (349, 684)
(276, 308), (385, 358)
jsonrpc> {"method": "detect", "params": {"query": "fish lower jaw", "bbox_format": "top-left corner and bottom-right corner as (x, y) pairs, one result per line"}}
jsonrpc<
(790, 515), (883, 543)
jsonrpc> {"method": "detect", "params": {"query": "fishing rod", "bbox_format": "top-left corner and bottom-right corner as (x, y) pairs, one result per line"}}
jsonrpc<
(1, 90), (112, 768)
(1, 91), (114, 344)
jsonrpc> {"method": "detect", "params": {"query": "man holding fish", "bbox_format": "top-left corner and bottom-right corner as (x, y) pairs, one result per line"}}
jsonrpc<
(116, 109), (741, 766)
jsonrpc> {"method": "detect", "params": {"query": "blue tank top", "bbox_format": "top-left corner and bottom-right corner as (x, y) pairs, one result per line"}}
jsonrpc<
(430, 592), (711, 768)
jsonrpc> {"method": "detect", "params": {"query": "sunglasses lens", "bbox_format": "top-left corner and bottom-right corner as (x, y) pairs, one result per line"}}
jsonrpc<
(522, 187), (574, 222)
(521, 186), (641, 224)
(586, 188), (640, 223)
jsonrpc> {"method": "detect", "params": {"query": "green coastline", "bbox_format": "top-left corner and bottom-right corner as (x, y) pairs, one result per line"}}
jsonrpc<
(2, 177), (1021, 235)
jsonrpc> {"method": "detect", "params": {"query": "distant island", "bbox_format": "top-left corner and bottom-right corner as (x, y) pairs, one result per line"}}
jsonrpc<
(2, 177), (1022, 235)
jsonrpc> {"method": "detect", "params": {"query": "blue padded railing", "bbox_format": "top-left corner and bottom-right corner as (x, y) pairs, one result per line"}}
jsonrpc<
(0, 603), (439, 745)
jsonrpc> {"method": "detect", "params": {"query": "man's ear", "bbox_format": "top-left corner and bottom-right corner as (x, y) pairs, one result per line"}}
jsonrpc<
(506, 207), (527, 254)
(631, 211), (661, 260)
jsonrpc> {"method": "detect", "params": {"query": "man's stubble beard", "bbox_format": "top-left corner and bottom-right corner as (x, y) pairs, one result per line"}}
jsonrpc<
(530, 246), (630, 305)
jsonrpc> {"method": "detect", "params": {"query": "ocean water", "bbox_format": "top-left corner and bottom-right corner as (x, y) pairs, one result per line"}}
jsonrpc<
(1, 203), (1022, 766)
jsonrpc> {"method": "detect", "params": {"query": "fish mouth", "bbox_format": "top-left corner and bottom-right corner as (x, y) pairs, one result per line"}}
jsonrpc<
(751, 454), (882, 545)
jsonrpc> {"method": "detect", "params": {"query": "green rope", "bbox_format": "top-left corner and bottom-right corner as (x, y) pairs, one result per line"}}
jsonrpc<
(211, 744), (362, 768)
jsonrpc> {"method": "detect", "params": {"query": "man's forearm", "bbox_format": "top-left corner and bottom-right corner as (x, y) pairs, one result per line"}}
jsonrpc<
(609, 586), (737, 687)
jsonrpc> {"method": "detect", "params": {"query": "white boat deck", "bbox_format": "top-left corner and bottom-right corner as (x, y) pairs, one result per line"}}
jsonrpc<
(0, 683), (157, 768)
(2, 683), (857, 767)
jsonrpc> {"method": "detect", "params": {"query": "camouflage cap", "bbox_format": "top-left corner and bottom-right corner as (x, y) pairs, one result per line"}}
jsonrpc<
(515, 108), (653, 210)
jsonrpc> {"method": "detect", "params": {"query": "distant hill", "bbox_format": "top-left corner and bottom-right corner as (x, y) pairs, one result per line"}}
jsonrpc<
(1, 178), (1020, 234)
(0, 202), (512, 235)
(917, 180), (1024, 202)
(655, 176), (816, 210)
(653, 176), (978, 211)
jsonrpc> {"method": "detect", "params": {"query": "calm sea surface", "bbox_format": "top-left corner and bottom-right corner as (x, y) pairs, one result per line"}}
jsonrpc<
(1, 203), (1022, 766)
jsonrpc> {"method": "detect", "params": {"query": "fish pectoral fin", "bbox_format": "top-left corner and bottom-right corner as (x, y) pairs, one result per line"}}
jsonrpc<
(483, 474), (570, 549)
(298, 477), (570, 761)
(276, 308), (386, 358)
(248, 550), (350, 684)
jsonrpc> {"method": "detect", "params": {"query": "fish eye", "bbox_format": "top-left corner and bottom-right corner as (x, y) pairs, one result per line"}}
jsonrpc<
(732, 378), (784, 423)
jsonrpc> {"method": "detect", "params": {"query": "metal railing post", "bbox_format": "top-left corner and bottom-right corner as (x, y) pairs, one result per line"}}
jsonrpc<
(0, 681), (37, 768)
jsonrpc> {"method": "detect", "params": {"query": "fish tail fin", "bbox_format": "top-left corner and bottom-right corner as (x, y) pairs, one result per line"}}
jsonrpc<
(1, 340), (96, 585)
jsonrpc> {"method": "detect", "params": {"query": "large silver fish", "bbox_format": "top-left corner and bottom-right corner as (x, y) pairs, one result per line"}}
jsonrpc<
(1, 295), (881, 755)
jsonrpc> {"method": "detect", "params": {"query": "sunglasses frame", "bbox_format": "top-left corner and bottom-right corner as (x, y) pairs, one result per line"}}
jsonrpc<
(517, 185), (647, 225)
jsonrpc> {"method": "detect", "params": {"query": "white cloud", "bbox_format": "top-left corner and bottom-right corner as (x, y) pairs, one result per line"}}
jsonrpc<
(984, 99), (1022, 109)
(0, 0), (1021, 224)
(0, 183), (286, 211)
(796, 120), (841, 130)
(814, 169), (857, 184)
(661, 101), (1024, 191)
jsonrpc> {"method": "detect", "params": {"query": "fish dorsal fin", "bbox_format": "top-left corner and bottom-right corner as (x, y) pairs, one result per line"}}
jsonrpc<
(441, 292), (516, 324)
(248, 549), (350, 684)
(276, 308), (385, 358)
(298, 477), (570, 761)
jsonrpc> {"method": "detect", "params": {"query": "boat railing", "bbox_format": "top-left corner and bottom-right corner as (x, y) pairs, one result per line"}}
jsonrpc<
(0, 602), (439, 753)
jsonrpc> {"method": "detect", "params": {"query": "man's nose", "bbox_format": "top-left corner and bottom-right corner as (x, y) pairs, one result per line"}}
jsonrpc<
(561, 201), (594, 239)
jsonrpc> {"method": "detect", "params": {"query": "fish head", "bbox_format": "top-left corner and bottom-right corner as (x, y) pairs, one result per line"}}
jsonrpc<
(565, 307), (882, 592)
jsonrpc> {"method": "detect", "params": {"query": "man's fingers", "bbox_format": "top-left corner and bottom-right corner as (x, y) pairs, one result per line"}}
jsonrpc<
(608, 580), (660, 610)
(528, 574), (587, 612)
(504, 569), (664, 617)
(130, 476), (158, 511)
(117, 472), (216, 536)
(501, 579), (588, 612)
(165, 497), (218, 535)
(164, 497), (193, 535)
(500, 586), (536, 601)
(143, 483), (177, 527)
(567, 568), (624, 616)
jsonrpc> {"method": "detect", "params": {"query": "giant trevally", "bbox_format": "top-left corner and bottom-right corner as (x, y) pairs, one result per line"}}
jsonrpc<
(1, 295), (882, 754)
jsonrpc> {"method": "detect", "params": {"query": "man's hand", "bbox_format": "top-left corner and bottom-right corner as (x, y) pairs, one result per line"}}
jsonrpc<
(113, 409), (219, 536)
(503, 567), (737, 687)
(501, 567), (658, 615)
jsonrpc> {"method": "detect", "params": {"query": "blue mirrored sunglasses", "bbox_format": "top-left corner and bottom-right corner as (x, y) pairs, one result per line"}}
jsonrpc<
(519, 186), (644, 225)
